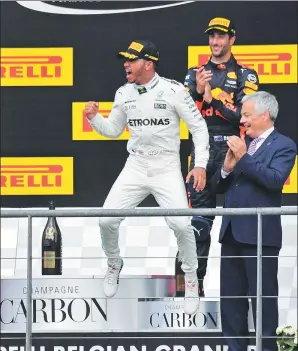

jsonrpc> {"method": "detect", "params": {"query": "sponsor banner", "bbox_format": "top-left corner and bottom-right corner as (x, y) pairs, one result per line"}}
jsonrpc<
(0, 48), (73, 86)
(0, 157), (73, 195)
(138, 298), (254, 331)
(1, 278), (245, 333)
(188, 44), (298, 84)
(0, 334), (258, 351)
(72, 102), (189, 140)
(0, 277), (167, 333)
(283, 156), (297, 193)
(0, 279), (107, 332)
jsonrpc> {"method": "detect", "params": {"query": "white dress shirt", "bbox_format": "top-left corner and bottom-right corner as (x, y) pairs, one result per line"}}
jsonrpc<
(221, 126), (275, 179)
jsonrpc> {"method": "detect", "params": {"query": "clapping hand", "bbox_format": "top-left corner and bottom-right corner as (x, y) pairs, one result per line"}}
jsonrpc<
(203, 83), (212, 104)
(227, 134), (247, 161)
(195, 66), (213, 94)
(223, 148), (237, 172)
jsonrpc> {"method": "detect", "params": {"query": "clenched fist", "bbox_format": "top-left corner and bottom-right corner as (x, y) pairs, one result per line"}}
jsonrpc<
(84, 101), (99, 120)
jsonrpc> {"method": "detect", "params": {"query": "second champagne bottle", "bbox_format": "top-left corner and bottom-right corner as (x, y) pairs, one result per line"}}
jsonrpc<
(41, 200), (62, 275)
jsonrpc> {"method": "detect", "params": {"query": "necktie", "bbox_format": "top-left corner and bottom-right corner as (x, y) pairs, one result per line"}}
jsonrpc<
(247, 137), (262, 155)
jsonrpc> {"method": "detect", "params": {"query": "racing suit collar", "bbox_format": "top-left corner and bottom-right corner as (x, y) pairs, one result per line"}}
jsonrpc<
(134, 73), (160, 93)
(209, 54), (236, 70)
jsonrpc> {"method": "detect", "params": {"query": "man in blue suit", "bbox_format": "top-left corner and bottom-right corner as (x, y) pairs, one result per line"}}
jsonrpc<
(211, 91), (297, 351)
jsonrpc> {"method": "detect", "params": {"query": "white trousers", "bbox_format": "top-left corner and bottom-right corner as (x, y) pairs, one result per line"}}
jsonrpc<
(99, 155), (198, 274)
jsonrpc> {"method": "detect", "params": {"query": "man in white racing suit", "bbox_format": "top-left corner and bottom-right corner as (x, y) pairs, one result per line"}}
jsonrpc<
(84, 40), (209, 315)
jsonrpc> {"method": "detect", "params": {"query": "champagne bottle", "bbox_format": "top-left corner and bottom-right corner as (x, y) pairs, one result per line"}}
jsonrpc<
(175, 251), (185, 297)
(41, 201), (62, 275)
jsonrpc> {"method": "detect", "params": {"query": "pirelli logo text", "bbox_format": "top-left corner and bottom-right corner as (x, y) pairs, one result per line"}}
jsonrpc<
(188, 44), (297, 84)
(0, 157), (73, 195)
(0, 48), (73, 86)
(72, 102), (189, 140)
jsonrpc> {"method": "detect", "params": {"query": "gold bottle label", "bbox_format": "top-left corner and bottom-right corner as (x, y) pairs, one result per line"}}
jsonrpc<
(44, 251), (56, 269)
(45, 227), (56, 240)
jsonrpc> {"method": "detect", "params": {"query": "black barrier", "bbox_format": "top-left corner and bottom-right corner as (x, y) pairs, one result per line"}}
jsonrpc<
(0, 1), (297, 207)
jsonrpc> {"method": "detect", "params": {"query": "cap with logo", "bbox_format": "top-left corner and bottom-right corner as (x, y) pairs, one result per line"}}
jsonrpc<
(117, 40), (160, 62)
(204, 17), (236, 36)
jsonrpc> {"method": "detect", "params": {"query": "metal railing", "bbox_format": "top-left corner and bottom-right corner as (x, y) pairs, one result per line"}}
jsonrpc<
(1, 206), (297, 351)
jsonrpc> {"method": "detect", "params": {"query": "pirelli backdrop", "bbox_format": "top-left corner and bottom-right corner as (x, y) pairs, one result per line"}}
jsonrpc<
(0, 1), (297, 207)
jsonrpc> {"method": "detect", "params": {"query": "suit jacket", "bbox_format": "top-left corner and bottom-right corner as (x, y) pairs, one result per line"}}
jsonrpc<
(211, 129), (297, 248)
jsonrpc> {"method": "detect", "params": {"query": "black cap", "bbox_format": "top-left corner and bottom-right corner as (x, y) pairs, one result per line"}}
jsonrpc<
(204, 17), (236, 35)
(117, 40), (160, 62)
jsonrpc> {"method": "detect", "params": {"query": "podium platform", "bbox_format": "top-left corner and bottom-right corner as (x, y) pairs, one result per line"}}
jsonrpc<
(0, 276), (255, 333)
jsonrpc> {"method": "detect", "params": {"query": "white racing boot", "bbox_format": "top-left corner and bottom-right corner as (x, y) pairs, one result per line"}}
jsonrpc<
(184, 273), (200, 315)
(103, 258), (123, 298)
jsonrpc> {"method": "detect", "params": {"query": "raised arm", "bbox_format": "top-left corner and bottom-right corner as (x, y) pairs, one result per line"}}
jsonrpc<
(85, 88), (127, 138)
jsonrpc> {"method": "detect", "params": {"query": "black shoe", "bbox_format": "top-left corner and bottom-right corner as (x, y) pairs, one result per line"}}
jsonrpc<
(198, 279), (205, 297)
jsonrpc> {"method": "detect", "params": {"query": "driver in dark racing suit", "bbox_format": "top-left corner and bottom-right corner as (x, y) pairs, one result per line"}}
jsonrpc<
(183, 17), (259, 296)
